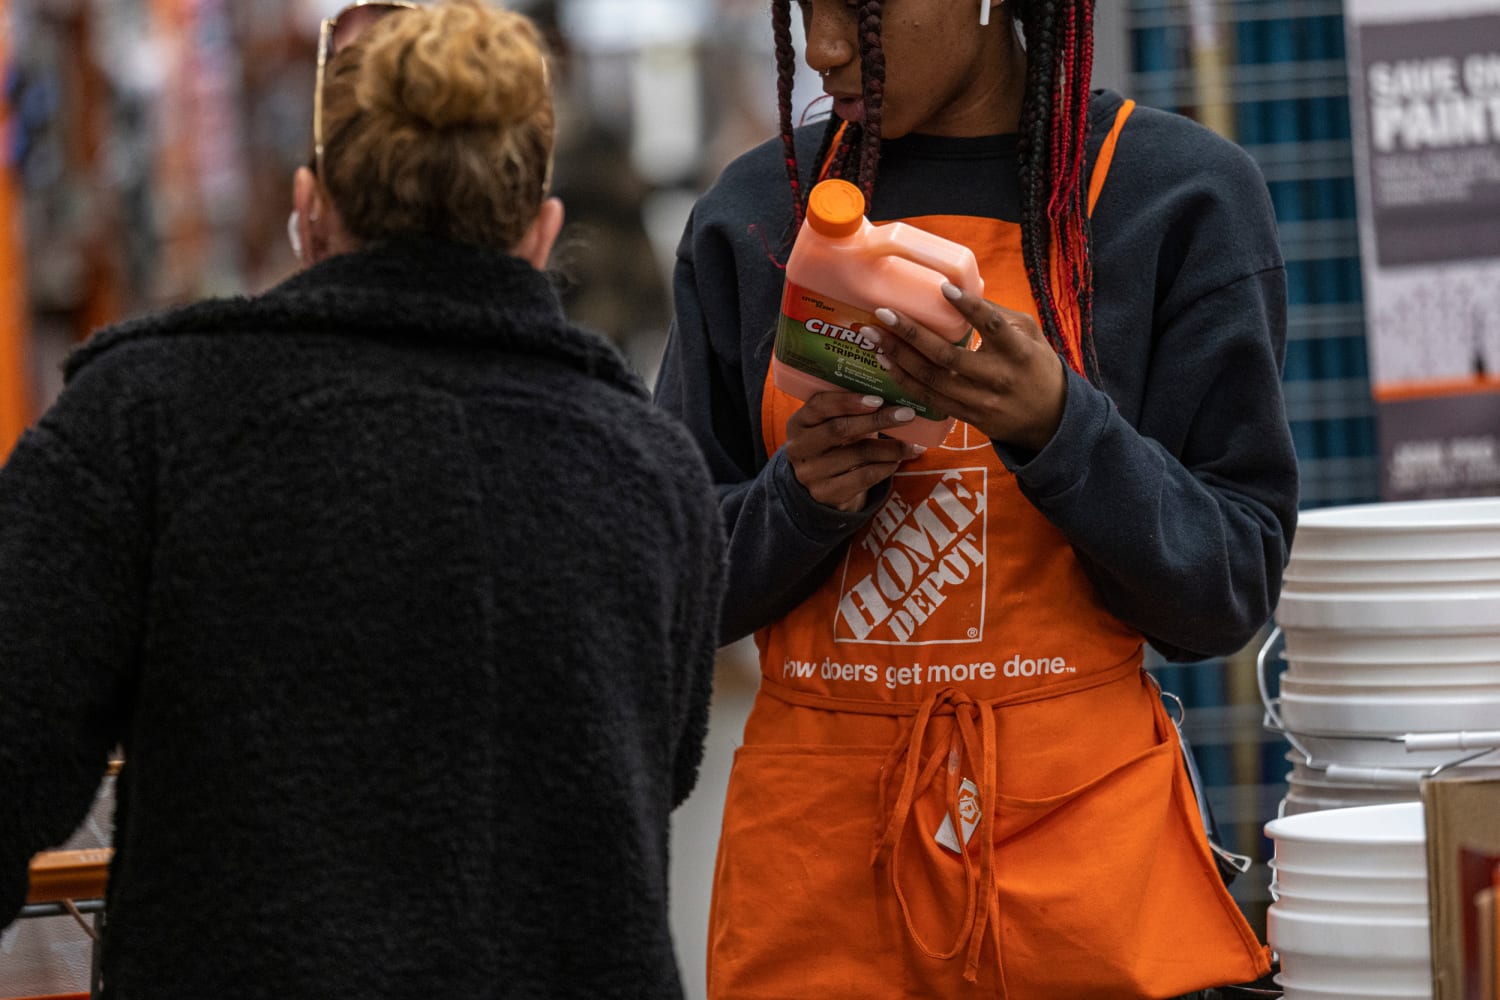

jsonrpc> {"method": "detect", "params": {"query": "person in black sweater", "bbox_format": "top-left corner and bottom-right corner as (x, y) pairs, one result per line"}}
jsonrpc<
(0, 2), (725, 997)
(654, 0), (1296, 997)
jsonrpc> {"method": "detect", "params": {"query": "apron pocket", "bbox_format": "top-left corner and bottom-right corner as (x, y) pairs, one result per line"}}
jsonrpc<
(708, 713), (1268, 999)
(1010, 733), (1267, 998)
(895, 720), (1267, 999)
(708, 744), (899, 999)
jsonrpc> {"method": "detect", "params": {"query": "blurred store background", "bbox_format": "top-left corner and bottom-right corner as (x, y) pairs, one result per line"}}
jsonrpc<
(3, 0), (1496, 998)
(0, 0), (775, 431)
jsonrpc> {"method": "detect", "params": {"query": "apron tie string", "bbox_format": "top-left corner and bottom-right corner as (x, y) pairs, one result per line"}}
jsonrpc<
(871, 686), (1008, 994)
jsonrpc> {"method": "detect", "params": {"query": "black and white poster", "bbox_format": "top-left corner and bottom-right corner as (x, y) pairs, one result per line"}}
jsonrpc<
(1346, 0), (1500, 500)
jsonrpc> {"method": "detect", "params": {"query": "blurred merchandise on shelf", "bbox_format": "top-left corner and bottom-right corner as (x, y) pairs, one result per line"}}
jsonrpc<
(0, 0), (31, 459)
(1, 775), (115, 997)
(526, 0), (670, 376)
(0, 0), (737, 434)
(1, 0), (319, 440)
(1129, 0), (1384, 943)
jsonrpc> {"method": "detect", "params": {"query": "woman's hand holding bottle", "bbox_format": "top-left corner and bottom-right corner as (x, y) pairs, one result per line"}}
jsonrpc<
(868, 283), (1068, 454)
(784, 393), (926, 512)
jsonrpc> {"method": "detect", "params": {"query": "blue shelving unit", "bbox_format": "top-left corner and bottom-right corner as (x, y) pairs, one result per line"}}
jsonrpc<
(1127, 0), (1381, 936)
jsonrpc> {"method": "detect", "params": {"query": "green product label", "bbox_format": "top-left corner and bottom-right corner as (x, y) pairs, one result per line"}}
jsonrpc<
(774, 282), (950, 420)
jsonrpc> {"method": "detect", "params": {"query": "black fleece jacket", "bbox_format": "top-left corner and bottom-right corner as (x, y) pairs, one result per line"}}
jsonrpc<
(0, 238), (725, 999)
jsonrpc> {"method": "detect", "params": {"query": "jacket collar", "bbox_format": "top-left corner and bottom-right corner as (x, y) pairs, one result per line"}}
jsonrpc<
(66, 238), (645, 398)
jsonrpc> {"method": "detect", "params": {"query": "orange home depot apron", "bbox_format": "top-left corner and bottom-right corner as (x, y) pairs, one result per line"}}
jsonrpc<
(707, 103), (1271, 1000)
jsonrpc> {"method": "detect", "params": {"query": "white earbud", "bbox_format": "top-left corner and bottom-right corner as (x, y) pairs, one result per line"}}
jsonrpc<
(979, 0), (991, 27)
(287, 210), (304, 261)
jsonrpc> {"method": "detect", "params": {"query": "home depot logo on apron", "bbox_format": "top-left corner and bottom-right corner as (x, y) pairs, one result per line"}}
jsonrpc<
(707, 102), (1272, 1000)
(834, 466), (986, 645)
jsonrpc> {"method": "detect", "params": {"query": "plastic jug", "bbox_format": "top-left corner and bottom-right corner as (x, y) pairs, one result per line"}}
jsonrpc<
(772, 178), (984, 448)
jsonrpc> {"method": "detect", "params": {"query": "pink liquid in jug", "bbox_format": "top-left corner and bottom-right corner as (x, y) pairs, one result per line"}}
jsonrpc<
(772, 178), (984, 448)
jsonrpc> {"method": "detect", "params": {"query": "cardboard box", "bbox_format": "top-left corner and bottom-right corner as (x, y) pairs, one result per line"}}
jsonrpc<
(1424, 773), (1500, 1000)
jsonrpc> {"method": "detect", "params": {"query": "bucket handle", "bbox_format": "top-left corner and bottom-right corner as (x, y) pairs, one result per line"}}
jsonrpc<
(1320, 764), (1428, 787)
(1402, 731), (1500, 752)
(1290, 743), (1498, 787)
(1256, 626), (1320, 766)
(1255, 626), (1500, 782)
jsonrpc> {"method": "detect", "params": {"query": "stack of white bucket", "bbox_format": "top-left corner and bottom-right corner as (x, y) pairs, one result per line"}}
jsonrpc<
(1270, 496), (1500, 813)
(1262, 497), (1500, 1000)
(1266, 801), (1430, 999)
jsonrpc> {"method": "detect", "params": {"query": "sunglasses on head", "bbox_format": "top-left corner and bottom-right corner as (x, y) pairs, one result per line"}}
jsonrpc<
(313, 1), (420, 179)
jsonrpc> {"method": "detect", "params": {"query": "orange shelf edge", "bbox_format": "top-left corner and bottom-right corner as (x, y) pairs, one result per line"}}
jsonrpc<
(25, 848), (113, 905)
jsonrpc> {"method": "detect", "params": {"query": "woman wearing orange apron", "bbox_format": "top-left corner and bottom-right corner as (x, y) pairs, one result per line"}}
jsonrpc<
(656, 0), (1298, 996)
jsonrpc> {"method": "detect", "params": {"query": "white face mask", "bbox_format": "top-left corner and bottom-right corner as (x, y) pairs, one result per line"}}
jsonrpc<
(287, 210), (305, 261)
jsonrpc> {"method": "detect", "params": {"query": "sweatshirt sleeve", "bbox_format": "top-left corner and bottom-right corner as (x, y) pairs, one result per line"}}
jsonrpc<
(997, 119), (1298, 662)
(0, 363), (149, 927)
(654, 197), (878, 644)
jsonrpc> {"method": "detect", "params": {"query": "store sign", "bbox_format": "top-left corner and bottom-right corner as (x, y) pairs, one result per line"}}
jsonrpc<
(1359, 15), (1500, 267)
(1345, 0), (1500, 500)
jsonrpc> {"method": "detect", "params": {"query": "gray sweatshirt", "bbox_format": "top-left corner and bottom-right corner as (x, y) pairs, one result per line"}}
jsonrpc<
(655, 90), (1298, 660)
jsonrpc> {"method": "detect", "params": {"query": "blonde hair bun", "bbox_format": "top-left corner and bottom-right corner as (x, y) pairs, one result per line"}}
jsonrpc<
(318, 0), (555, 249)
(357, 0), (550, 132)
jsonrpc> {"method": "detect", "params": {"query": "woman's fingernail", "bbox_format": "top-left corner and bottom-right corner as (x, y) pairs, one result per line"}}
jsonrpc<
(875, 353), (892, 371)
(910, 444), (928, 455)
(861, 395), (883, 408)
(875, 308), (898, 326)
(941, 282), (962, 302)
(892, 407), (916, 423)
(864, 329), (882, 348)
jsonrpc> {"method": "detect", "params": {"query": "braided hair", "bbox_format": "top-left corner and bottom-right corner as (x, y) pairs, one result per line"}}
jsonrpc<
(771, 0), (882, 227)
(1013, 0), (1099, 382)
(771, 0), (1101, 383)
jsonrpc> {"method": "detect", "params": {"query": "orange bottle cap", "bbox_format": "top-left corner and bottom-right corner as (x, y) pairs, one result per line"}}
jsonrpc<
(806, 179), (865, 238)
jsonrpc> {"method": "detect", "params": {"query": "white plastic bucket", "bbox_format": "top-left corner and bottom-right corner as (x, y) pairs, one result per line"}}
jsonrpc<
(1286, 731), (1480, 769)
(1277, 587), (1500, 632)
(1278, 682), (1500, 734)
(1265, 804), (1432, 997)
(1281, 627), (1500, 663)
(1268, 906), (1431, 995)
(1281, 784), (1417, 816)
(1279, 989), (1428, 999)
(1280, 654), (1500, 688)
(1284, 553), (1500, 589)
(1268, 498), (1500, 827)
(1270, 887), (1428, 921)
(1286, 755), (1500, 791)
(1264, 802), (1427, 878)
(1284, 755), (1424, 794)
(1276, 975), (1430, 999)
(1288, 497), (1500, 562)
(1269, 860), (1427, 905)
